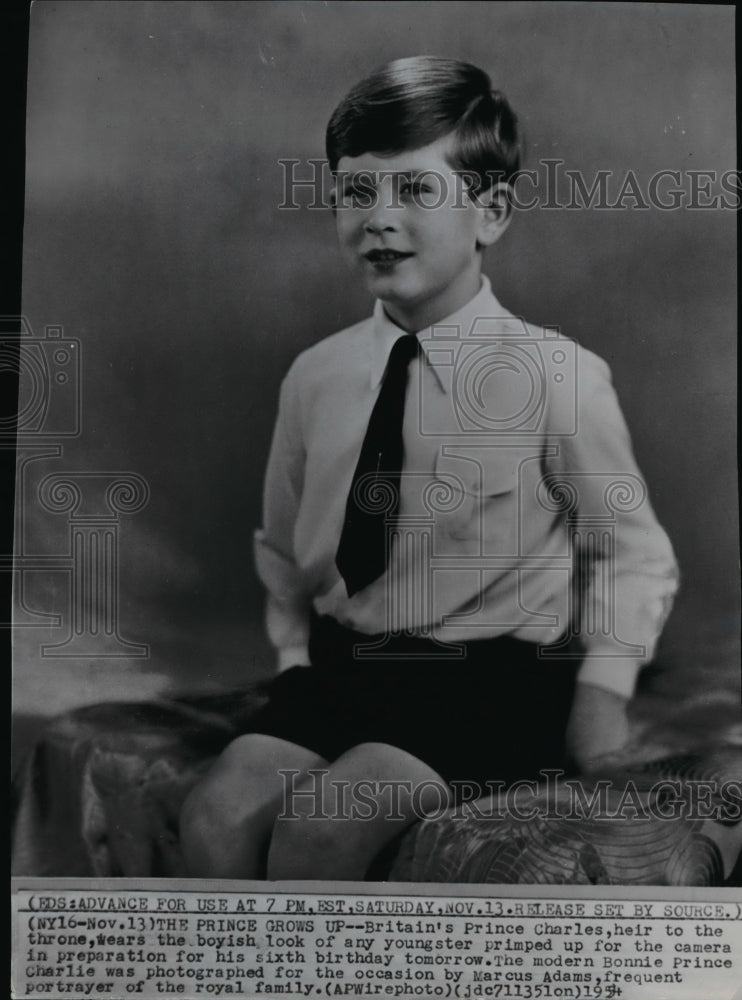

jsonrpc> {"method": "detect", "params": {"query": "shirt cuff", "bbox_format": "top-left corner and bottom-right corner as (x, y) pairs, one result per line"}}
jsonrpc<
(575, 656), (643, 700)
(277, 645), (311, 672)
(254, 529), (307, 601)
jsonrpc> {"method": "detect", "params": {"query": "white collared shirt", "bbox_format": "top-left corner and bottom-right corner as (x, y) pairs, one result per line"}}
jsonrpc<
(254, 278), (679, 697)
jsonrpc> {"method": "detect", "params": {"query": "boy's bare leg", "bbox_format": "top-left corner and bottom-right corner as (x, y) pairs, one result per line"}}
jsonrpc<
(180, 733), (328, 878)
(267, 742), (450, 881)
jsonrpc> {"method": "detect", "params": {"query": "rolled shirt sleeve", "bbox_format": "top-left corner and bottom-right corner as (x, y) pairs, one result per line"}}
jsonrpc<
(253, 364), (312, 670)
(547, 352), (679, 697)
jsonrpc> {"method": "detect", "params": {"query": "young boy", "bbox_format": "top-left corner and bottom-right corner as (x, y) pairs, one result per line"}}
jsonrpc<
(180, 56), (678, 880)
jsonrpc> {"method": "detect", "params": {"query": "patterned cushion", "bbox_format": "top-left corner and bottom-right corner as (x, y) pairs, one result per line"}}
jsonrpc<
(11, 691), (742, 884)
(388, 748), (742, 885)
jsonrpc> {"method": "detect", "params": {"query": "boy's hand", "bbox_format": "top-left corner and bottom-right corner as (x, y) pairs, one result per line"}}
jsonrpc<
(566, 680), (632, 774)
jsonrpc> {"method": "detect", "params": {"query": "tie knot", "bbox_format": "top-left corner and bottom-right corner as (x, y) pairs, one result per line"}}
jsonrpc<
(389, 333), (420, 367)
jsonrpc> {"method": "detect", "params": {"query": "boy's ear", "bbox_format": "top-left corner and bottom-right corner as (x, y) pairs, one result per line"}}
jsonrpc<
(474, 182), (512, 248)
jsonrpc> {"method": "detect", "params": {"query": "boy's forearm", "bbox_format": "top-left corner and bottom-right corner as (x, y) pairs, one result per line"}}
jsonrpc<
(576, 653), (644, 700)
(265, 593), (311, 671)
(555, 355), (679, 689)
(254, 532), (312, 672)
(566, 679), (632, 774)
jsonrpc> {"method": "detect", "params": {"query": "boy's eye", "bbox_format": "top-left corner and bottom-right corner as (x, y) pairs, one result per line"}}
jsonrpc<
(399, 180), (432, 197)
(342, 182), (377, 208)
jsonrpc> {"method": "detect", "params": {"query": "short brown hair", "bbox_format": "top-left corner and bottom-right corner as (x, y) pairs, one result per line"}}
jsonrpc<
(326, 56), (521, 194)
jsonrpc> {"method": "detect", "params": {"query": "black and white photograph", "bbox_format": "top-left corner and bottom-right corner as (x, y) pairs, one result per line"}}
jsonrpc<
(9, 2), (741, 997)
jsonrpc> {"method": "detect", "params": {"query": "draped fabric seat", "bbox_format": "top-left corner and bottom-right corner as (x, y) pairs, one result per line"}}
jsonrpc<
(389, 747), (742, 884)
(11, 688), (742, 885)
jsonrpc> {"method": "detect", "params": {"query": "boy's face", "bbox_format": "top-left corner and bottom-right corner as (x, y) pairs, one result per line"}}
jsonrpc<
(334, 136), (509, 331)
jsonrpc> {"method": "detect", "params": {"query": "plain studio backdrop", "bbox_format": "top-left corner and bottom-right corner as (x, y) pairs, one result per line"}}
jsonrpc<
(13, 2), (737, 751)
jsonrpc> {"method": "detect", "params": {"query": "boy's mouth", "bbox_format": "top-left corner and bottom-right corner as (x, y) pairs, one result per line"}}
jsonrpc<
(363, 249), (414, 266)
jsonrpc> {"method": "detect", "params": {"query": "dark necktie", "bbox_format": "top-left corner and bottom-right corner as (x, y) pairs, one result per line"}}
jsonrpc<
(336, 333), (421, 596)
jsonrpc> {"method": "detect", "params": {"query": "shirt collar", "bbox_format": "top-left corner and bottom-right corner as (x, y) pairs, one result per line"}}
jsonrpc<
(370, 276), (510, 392)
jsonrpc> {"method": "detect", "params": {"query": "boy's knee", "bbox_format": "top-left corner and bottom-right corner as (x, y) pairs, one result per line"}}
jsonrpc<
(179, 774), (224, 874)
(179, 736), (262, 838)
(178, 733), (287, 877)
(267, 811), (344, 880)
(214, 732), (285, 773)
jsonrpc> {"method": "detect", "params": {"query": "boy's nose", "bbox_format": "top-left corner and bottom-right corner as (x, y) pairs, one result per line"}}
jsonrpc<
(363, 207), (399, 235)
(363, 178), (401, 234)
(363, 217), (397, 234)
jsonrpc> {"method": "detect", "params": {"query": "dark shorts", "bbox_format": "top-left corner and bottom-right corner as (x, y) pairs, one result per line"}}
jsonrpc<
(248, 614), (581, 793)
